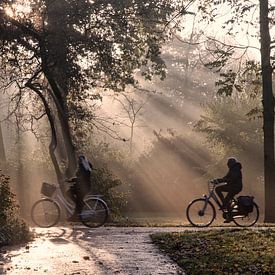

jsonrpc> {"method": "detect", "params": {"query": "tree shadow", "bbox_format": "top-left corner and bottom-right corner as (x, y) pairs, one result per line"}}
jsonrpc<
(0, 240), (30, 274)
(0, 252), (7, 274)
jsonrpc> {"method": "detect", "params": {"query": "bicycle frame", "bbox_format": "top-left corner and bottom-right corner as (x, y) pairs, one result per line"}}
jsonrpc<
(49, 186), (75, 217)
(43, 185), (109, 218)
(202, 182), (227, 213)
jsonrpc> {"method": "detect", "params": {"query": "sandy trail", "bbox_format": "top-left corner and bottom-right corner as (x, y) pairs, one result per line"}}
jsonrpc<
(1, 226), (187, 275)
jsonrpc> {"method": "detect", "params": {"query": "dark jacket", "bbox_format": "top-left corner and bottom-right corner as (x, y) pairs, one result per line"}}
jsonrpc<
(218, 162), (243, 190)
(76, 156), (93, 195)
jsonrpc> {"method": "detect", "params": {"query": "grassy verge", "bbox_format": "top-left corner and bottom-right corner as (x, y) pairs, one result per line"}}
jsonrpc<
(151, 229), (275, 274)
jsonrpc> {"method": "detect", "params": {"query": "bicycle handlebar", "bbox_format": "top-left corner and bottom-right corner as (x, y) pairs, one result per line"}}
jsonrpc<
(209, 179), (219, 184)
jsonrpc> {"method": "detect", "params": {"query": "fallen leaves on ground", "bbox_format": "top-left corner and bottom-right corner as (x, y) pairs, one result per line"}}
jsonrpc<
(151, 229), (275, 275)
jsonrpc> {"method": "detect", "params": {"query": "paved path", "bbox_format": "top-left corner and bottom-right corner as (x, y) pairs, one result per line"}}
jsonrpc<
(1, 227), (188, 275)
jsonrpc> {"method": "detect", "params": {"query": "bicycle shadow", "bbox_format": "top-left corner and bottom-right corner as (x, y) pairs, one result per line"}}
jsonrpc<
(65, 225), (184, 274)
(35, 227), (70, 244)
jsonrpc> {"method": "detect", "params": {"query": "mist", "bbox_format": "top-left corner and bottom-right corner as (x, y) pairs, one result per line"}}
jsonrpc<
(0, 3), (267, 223)
(89, 40), (264, 221)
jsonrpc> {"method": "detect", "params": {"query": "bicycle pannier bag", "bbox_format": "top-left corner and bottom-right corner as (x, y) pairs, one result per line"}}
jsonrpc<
(41, 182), (56, 197)
(237, 196), (254, 213)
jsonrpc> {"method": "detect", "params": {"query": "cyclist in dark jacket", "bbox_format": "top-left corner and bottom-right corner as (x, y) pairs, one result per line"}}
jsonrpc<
(68, 155), (92, 222)
(215, 157), (243, 212)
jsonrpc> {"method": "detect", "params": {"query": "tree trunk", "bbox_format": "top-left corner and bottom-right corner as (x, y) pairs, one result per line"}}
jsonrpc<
(15, 124), (26, 216)
(26, 83), (64, 187)
(45, 79), (77, 177)
(0, 123), (6, 163)
(260, 0), (275, 222)
(43, 0), (77, 177)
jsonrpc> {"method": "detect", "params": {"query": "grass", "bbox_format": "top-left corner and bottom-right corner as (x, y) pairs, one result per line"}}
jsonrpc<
(151, 228), (275, 274)
(108, 215), (275, 227)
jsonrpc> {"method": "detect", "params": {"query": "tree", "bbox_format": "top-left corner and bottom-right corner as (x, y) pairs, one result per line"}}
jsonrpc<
(259, 0), (275, 222)
(0, 0), (182, 187)
(0, 123), (6, 163)
(115, 92), (149, 154)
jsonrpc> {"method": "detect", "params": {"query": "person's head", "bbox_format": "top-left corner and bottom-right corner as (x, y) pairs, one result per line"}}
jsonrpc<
(78, 155), (86, 163)
(227, 157), (238, 168)
(78, 155), (92, 172)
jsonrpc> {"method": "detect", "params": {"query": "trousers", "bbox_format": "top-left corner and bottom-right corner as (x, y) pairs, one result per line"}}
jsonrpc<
(215, 184), (242, 209)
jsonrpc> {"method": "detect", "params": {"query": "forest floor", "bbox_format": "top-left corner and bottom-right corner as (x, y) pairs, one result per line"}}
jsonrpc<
(0, 226), (273, 275)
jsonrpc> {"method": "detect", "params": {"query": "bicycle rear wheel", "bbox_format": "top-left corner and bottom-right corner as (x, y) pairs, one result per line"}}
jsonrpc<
(31, 198), (60, 228)
(186, 198), (216, 227)
(80, 198), (108, 228)
(232, 202), (259, 227)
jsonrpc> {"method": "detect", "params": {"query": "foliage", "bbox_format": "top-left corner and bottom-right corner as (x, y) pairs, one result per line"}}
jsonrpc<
(104, 130), (212, 214)
(90, 167), (128, 219)
(195, 92), (262, 157)
(195, 60), (263, 155)
(0, 173), (30, 246)
(0, 0), (184, 182)
(151, 229), (275, 274)
(0, 0), (182, 131)
(213, 61), (262, 97)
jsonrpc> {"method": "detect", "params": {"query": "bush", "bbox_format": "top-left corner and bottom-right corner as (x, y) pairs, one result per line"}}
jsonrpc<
(91, 167), (128, 219)
(0, 173), (30, 246)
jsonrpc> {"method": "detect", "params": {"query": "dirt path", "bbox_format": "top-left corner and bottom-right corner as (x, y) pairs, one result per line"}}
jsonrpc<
(1, 226), (188, 275)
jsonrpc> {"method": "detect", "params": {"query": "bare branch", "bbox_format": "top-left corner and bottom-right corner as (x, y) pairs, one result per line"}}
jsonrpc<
(206, 36), (260, 51)
(31, 112), (47, 121)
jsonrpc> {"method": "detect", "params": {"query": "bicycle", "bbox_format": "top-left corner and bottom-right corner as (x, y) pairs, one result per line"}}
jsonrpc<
(31, 181), (109, 228)
(186, 180), (259, 227)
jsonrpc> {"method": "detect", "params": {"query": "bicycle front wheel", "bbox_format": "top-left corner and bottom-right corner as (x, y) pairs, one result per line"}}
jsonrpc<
(232, 202), (259, 227)
(80, 198), (108, 228)
(186, 198), (216, 227)
(31, 198), (60, 228)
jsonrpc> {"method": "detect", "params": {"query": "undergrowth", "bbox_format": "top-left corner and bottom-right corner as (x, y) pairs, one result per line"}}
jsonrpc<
(0, 173), (31, 246)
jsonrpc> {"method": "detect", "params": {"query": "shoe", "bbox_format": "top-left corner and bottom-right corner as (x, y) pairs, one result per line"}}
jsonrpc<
(223, 218), (232, 223)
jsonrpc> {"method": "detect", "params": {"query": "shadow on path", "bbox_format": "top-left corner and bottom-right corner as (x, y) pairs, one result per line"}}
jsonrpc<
(3, 226), (185, 274)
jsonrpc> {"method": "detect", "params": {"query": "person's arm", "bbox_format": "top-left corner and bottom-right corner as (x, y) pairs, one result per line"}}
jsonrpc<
(219, 168), (240, 184)
(65, 177), (77, 183)
(217, 170), (231, 183)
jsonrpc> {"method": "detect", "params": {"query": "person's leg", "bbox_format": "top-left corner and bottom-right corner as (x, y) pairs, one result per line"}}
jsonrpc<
(69, 181), (89, 221)
(223, 190), (235, 209)
(215, 185), (230, 208)
(222, 190), (237, 223)
(73, 184), (85, 214)
(68, 185), (80, 221)
(66, 185), (76, 202)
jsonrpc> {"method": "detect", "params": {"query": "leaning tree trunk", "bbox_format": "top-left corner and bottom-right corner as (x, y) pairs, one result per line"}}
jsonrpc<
(0, 123), (6, 163)
(260, 0), (275, 222)
(43, 0), (77, 178)
(44, 75), (77, 178)
(26, 82), (64, 187)
(15, 122), (26, 217)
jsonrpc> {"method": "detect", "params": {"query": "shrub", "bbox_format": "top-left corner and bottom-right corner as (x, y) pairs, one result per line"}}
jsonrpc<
(91, 167), (128, 219)
(0, 173), (30, 246)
